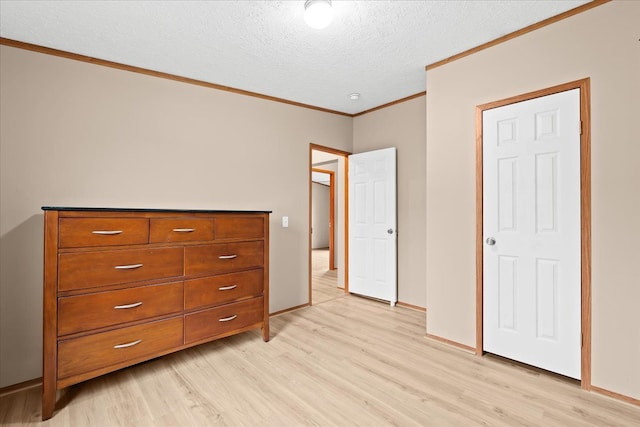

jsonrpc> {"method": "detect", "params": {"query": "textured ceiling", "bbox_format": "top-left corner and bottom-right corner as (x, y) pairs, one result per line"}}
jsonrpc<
(0, 0), (589, 115)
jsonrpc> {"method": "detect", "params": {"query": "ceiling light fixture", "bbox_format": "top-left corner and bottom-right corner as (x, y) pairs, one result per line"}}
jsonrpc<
(304, 0), (334, 30)
(349, 93), (360, 100)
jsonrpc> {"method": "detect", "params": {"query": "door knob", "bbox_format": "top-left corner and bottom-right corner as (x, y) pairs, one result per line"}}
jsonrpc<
(486, 237), (496, 246)
(387, 229), (394, 234)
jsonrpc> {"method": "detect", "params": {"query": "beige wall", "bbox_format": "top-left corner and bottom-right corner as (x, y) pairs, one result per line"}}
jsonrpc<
(354, 96), (427, 308)
(0, 45), (353, 387)
(426, 1), (639, 399)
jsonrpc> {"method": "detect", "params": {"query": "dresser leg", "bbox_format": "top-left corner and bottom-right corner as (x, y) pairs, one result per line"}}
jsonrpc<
(41, 383), (55, 420)
(262, 321), (270, 342)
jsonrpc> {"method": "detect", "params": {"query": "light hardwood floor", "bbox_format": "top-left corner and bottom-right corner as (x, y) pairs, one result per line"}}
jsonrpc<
(311, 248), (344, 305)
(1, 296), (639, 426)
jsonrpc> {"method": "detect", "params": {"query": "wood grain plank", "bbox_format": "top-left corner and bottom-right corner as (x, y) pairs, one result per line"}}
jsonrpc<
(3, 296), (638, 425)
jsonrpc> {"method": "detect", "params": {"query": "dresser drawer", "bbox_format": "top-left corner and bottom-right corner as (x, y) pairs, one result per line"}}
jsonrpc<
(185, 241), (263, 276)
(59, 218), (149, 248)
(185, 297), (263, 344)
(215, 216), (264, 240)
(185, 269), (263, 310)
(149, 219), (214, 243)
(58, 317), (183, 379)
(58, 281), (184, 336)
(58, 247), (184, 291)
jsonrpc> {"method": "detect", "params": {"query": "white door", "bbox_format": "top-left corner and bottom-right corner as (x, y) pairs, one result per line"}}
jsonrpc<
(348, 147), (397, 305)
(483, 89), (581, 379)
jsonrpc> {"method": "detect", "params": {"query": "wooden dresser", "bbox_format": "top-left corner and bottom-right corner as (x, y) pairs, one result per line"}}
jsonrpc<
(41, 207), (270, 420)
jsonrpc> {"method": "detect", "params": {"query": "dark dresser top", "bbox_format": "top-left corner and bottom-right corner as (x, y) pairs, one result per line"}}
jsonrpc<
(42, 206), (272, 214)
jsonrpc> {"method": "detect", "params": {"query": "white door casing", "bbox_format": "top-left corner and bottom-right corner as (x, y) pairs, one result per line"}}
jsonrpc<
(348, 147), (397, 305)
(483, 89), (581, 379)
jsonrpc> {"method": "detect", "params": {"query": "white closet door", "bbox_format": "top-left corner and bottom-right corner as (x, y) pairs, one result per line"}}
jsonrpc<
(483, 89), (581, 379)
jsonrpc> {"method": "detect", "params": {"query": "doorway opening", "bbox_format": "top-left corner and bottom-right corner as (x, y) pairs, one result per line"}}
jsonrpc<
(312, 168), (336, 270)
(311, 168), (341, 304)
(309, 144), (350, 306)
(475, 78), (592, 389)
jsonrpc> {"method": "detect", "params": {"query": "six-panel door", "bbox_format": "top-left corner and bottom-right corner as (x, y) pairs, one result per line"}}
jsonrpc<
(482, 89), (581, 379)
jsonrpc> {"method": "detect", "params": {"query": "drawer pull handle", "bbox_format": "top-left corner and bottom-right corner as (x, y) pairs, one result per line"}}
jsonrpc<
(115, 263), (144, 270)
(218, 285), (237, 291)
(172, 228), (195, 232)
(218, 255), (237, 260)
(219, 315), (238, 322)
(92, 230), (123, 235)
(113, 339), (142, 349)
(114, 302), (143, 310)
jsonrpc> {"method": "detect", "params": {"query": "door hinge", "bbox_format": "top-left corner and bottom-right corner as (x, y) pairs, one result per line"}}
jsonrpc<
(581, 333), (584, 347)
(579, 121), (583, 135)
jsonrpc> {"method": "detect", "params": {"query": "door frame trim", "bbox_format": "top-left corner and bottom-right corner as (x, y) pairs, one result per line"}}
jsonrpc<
(475, 78), (591, 389)
(309, 144), (351, 305)
(311, 168), (336, 270)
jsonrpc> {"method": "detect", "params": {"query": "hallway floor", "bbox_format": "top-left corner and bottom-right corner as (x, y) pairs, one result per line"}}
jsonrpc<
(311, 248), (344, 305)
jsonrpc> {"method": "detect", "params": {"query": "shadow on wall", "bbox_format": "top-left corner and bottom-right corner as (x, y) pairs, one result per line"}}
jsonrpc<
(0, 214), (44, 387)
